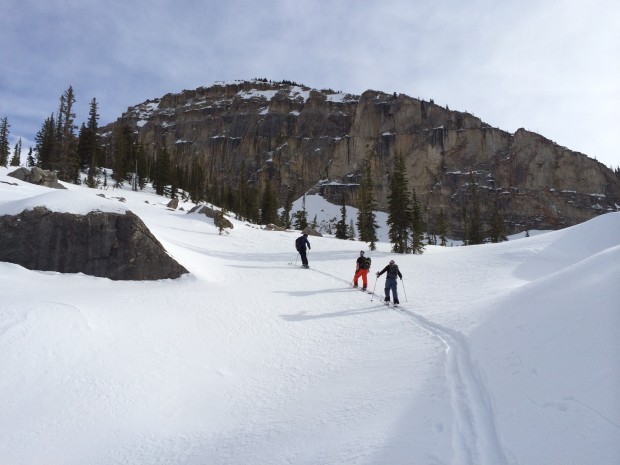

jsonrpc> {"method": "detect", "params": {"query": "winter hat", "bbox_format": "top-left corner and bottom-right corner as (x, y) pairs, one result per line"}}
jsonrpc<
(389, 260), (395, 264)
(360, 250), (365, 255)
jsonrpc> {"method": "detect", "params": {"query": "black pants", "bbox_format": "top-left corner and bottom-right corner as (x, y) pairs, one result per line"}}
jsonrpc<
(298, 249), (308, 266)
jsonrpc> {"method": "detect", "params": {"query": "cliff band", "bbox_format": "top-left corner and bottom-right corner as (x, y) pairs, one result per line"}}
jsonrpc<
(101, 80), (620, 237)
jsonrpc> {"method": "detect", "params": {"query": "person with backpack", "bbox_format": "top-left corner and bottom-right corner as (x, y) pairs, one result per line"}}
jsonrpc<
(353, 250), (371, 290)
(376, 260), (403, 305)
(295, 233), (311, 268)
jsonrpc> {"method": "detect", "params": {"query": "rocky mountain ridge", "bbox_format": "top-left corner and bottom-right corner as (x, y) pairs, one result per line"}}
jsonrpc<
(101, 79), (620, 237)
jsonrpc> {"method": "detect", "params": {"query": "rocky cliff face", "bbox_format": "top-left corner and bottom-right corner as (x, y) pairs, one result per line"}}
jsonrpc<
(101, 80), (620, 237)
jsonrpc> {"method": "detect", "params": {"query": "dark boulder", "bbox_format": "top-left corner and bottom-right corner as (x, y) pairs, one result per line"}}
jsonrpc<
(0, 207), (188, 280)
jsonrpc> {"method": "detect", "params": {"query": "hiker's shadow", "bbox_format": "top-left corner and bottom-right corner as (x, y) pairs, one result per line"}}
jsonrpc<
(280, 304), (383, 321)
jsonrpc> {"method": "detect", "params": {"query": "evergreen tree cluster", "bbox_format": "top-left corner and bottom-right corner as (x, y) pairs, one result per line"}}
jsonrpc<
(0, 117), (25, 168)
(460, 171), (508, 245)
(385, 155), (425, 254)
(356, 161), (379, 250)
(34, 86), (81, 182)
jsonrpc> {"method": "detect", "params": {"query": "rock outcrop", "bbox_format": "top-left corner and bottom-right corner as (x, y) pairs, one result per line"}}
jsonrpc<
(189, 204), (234, 230)
(8, 167), (66, 189)
(101, 80), (620, 237)
(0, 207), (188, 280)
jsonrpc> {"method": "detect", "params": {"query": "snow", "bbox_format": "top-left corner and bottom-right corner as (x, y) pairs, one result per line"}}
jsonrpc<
(1, 166), (619, 465)
(325, 93), (358, 104)
(237, 86), (309, 103)
(237, 89), (279, 101)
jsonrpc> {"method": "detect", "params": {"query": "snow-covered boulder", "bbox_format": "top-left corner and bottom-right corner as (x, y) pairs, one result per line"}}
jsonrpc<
(8, 167), (66, 189)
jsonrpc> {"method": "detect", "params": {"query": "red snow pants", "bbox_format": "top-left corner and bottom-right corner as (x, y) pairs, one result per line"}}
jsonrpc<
(353, 268), (369, 288)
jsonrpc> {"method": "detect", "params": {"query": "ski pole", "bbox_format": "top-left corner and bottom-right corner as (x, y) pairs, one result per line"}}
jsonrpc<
(401, 277), (408, 302)
(370, 276), (378, 301)
(294, 253), (299, 266)
(350, 266), (359, 288)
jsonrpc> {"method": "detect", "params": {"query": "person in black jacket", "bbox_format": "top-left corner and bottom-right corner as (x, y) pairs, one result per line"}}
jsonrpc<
(295, 233), (311, 268)
(376, 260), (403, 304)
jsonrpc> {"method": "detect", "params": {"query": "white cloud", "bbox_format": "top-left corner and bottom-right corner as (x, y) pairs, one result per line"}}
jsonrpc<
(1, 0), (618, 166)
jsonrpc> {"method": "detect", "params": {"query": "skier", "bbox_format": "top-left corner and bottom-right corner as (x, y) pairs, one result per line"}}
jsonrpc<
(376, 260), (403, 305)
(295, 233), (311, 268)
(353, 250), (371, 290)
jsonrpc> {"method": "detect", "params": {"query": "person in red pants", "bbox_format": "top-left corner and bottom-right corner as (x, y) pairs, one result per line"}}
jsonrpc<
(353, 250), (371, 290)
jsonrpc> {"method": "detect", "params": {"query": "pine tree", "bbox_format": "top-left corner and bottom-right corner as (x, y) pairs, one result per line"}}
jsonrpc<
(86, 155), (99, 188)
(152, 147), (172, 196)
(236, 162), (249, 221)
(467, 171), (483, 245)
(488, 203), (508, 243)
(0, 117), (10, 167)
(189, 158), (206, 203)
(335, 194), (348, 239)
(280, 188), (294, 228)
(35, 114), (56, 170)
(387, 155), (413, 253)
(112, 125), (133, 185)
(56, 86), (79, 182)
(133, 142), (148, 190)
(410, 188), (425, 254)
(169, 164), (180, 199)
(10, 138), (22, 166)
(245, 185), (261, 223)
(461, 205), (468, 244)
(26, 147), (36, 167)
(438, 208), (448, 246)
(293, 195), (308, 230)
(357, 160), (379, 250)
(77, 98), (101, 182)
(260, 182), (279, 225)
(425, 210), (435, 246)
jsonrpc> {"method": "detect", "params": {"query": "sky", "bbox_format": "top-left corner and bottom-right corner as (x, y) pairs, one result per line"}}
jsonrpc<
(1, 0), (619, 169)
(1, 165), (619, 464)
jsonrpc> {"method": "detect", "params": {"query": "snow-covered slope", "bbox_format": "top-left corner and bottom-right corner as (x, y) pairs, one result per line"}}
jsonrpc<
(1, 167), (618, 465)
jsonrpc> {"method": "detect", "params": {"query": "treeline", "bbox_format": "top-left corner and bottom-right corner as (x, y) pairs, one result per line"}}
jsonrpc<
(2, 86), (299, 228)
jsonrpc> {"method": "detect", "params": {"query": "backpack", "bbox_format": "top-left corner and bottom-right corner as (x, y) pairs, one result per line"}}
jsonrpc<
(295, 236), (304, 250)
(386, 264), (399, 278)
(363, 257), (372, 270)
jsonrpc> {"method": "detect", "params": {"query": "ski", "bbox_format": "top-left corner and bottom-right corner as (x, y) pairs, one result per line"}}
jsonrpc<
(383, 302), (402, 309)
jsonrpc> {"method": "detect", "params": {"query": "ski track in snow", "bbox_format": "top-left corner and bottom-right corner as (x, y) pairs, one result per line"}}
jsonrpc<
(308, 263), (510, 465)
